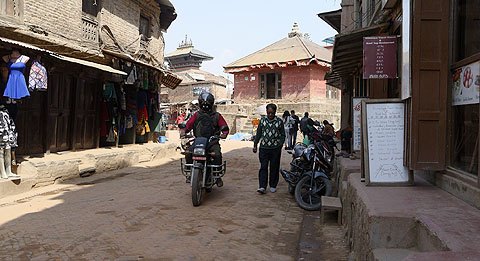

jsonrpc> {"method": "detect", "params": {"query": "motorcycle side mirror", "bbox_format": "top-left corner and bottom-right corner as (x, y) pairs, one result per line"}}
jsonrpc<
(220, 126), (229, 132)
(178, 123), (186, 129)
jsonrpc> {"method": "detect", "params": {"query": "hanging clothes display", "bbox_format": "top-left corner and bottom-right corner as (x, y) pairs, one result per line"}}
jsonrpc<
(28, 59), (48, 91)
(103, 82), (117, 101)
(125, 64), (138, 85)
(0, 105), (17, 149)
(142, 70), (149, 90)
(4, 56), (30, 99)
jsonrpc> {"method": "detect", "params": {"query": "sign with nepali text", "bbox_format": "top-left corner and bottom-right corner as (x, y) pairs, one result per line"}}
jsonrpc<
(452, 61), (480, 106)
(363, 36), (398, 79)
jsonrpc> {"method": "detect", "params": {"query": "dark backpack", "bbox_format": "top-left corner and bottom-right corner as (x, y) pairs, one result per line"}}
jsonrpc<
(300, 117), (308, 133)
(193, 111), (219, 138)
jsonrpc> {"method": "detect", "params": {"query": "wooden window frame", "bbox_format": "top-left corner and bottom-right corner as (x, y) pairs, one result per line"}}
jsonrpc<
(139, 13), (151, 41)
(82, 0), (99, 18)
(446, 0), (480, 186)
(258, 72), (282, 99)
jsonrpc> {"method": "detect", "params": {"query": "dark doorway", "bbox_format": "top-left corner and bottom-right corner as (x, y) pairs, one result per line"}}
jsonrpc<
(72, 78), (100, 150)
(259, 72), (282, 99)
(46, 72), (75, 153)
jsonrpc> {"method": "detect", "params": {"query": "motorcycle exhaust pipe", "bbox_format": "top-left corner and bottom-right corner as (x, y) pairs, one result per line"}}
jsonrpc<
(280, 168), (295, 183)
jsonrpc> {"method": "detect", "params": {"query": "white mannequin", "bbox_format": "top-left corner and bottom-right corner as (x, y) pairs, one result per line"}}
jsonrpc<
(0, 148), (19, 179)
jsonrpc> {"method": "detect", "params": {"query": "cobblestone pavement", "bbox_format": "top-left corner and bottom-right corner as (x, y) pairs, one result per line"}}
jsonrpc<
(0, 141), (309, 260)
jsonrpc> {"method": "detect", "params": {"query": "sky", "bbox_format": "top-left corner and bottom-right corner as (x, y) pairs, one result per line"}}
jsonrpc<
(164, 0), (341, 81)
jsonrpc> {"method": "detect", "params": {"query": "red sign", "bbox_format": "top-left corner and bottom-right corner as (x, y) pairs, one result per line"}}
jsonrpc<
(363, 36), (398, 79)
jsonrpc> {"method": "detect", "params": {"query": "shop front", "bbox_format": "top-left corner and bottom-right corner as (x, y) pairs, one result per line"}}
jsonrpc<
(0, 37), (128, 158)
(326, 0), (480, 205)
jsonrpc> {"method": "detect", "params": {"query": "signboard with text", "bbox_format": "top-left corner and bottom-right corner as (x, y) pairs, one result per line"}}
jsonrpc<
(363, 36), (398, 79)
(361, 99), (413, 185)
(353, 98), (366, 151)
(193, 86), (211, 97)
(452, 61), (480, 106)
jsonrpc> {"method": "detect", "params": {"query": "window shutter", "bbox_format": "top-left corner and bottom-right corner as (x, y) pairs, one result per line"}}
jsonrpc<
(410, 0), (449, 170)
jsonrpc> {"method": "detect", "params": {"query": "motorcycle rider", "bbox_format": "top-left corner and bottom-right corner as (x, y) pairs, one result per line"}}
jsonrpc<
(181, 92), (229, 186)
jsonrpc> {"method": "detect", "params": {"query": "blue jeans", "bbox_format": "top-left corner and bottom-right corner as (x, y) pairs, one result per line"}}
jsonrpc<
(292, 130), (298, 146)
(284, 129), (293, 148)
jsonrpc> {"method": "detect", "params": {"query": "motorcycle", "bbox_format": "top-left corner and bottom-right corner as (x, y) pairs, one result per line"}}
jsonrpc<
(309, 122), (337, 165)
(179, 123), (229, 207)
(280, 130), (334, 211)
(179, 130), (195, 154)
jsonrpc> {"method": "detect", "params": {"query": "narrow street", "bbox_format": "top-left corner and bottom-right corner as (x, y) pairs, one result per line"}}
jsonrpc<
(0, 140), (348, 260)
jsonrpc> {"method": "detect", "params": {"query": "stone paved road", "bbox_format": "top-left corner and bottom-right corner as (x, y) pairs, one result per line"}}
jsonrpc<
(0, 141), (308, 260)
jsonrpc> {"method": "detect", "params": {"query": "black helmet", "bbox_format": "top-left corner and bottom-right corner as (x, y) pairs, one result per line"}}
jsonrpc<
(198, 92), (215, 111)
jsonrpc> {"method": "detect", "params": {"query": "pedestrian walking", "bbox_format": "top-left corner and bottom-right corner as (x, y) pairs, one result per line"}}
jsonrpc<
(282, 111), (293, 150)
(290, 110), (300, 146)
(253, 103), (285, 194)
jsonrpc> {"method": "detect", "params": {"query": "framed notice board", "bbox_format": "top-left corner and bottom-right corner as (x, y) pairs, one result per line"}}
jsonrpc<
(361, 99), (413, 186)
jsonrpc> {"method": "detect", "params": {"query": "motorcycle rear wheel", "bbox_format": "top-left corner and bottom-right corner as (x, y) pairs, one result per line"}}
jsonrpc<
(295, 176), (332, 211)
(192, 168), (203, 207)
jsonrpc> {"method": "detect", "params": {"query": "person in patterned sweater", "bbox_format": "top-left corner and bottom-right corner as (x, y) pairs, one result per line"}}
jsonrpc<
(253, 103), (285, 194)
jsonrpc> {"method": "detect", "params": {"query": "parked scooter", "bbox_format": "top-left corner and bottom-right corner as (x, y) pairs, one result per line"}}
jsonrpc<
(179, 123), (229, 207)
(281, 130), (334, 211)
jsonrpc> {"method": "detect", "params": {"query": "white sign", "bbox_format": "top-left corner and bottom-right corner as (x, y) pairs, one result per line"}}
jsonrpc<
(452, 61), (480, 106)
(353, 98), (366, 151)
(366, 103), (409, 183)
(193, 86), (211, 97)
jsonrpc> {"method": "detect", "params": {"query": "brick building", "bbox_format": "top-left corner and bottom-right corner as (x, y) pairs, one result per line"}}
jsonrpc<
(222, 23), (341, 132)
(0, 0), (180, 155)
(225, 23), (338, 103)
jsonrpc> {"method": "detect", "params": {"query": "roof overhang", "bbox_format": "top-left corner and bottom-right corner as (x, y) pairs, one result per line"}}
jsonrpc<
(317, 9), (342, 33)
(0, 36), (126, 75)
(325, 23), (389, 87)
(102, 49), (182, 89)
(155, 0), (177, 31)
(224, 58), (330, 73)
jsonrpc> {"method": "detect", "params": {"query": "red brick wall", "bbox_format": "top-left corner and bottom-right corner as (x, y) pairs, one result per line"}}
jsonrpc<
(309, 67), (327, 100)
(232, 64), (330, 102)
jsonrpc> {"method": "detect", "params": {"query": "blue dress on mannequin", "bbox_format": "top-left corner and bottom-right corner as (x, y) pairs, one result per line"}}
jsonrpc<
(4, 56), (30, 100)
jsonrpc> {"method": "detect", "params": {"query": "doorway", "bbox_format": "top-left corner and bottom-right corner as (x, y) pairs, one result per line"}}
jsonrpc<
(259, 72), (282, 99)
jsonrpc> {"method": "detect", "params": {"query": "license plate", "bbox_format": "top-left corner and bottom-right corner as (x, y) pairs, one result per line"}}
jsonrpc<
(193, 157), (207, 160)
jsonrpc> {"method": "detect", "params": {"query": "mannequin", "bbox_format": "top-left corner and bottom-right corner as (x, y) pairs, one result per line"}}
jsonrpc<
(2, 49), (30, 100)
(2, 49), (29, 64)
(0, 148), (18, 179)
(0, 104), (19, 179)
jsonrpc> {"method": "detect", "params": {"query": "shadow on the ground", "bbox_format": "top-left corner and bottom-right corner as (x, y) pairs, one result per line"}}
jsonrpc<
(0, 144), (307, 260)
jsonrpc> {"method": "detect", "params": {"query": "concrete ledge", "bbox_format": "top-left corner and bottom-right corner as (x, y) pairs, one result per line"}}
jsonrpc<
(342, 172), (480, 260)
(1, 142), (177, 198)
(334, 157), (361, 198)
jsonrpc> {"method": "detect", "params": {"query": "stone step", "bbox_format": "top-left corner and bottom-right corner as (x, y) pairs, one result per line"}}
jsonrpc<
(373, 248), (419, 261)
(0, 178), (37, 198)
